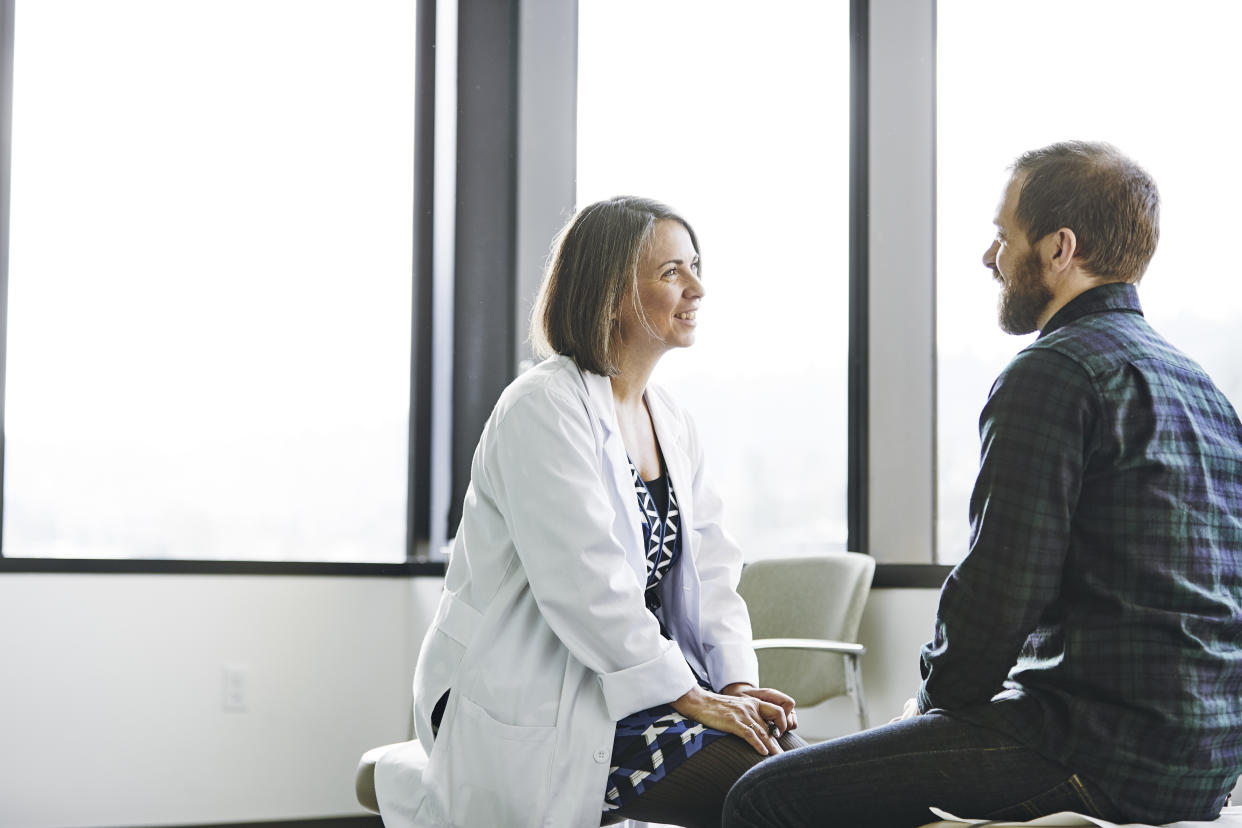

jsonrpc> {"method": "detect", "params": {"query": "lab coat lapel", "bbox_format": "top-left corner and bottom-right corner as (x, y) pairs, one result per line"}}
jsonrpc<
(645, 388), (692, 538)
(578, 367), (646, 582)
(645, 386), (709, 678)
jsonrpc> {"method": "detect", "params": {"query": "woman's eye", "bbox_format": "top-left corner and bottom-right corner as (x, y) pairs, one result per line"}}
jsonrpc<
(661, 268), (677, 280)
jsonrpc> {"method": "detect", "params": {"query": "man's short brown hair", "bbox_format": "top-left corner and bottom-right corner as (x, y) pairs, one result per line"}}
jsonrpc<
(530, 196), (698, 376)
(1012, 141), (1160, 284)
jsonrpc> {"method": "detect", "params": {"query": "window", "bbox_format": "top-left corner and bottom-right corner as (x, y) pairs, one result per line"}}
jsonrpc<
(577, 0), (851, 558)
(936, 0), (1242, 562)
(2, 1), (417, 562)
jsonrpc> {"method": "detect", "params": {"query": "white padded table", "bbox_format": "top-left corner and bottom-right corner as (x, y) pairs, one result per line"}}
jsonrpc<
(919, 804), (1242, 828)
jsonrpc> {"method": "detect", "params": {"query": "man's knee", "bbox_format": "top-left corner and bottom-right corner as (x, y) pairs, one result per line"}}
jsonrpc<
(722, 753), (784, 827)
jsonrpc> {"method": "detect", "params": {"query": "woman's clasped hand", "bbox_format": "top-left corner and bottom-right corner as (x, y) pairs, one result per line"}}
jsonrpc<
(672, 683), (799, 756)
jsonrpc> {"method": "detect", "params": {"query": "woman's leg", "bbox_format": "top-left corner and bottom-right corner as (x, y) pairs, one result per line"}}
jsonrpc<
(607, 731), (807, 828)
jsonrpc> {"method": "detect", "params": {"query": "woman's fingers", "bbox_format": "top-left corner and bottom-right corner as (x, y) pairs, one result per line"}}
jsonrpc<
(742, 715), (783, 756)
(742, 719), (770, 755)
(745, 685), (794, 720)
(719, 709), (768, 756)
(754, 699), (789, 735)
(735, 686), (798, 724)
(743, 701), (784, 754)
(728, 690), (790, 746)
(750, 687), (799, 731)
(719, 699), (781, 755)
(670, 687), (789, 756)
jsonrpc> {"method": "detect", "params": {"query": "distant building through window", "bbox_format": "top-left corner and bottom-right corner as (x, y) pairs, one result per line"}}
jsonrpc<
(577, 0), (851, 559)
(936, 0), (1242, 562)
(3, 0), (416, 562)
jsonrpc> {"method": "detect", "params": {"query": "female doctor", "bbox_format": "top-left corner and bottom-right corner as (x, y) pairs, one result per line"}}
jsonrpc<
(407, 197), (805, 828)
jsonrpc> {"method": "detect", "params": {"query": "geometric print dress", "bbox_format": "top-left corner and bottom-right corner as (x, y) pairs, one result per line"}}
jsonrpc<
(601, 458), (731, 814)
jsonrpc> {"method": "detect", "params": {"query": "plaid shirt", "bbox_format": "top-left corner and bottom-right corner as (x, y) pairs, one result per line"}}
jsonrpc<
(919, 283), (1242, 822)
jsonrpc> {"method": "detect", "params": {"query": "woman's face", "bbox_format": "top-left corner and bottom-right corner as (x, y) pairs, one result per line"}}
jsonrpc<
(616, 219), (705, 362)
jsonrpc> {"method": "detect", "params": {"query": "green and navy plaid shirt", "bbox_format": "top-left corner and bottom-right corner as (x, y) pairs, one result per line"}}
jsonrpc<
(919, 283), (1242, 823)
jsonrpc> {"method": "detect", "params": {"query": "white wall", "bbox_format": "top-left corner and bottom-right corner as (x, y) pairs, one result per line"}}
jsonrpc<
(0, 573), (937, 828)
(0, 574), (442, 828)
(796, 588), (941, 741)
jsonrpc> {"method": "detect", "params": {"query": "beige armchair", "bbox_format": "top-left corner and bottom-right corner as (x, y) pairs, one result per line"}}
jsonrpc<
(736, 552), (876, 731)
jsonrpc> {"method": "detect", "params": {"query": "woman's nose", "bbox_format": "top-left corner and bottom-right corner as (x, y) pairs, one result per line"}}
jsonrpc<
(686, 272), (705, 299)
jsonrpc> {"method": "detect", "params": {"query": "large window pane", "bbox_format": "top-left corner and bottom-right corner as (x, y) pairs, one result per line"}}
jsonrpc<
(4, 1), (416, 562)
(937, 0), (1242, 563)
(577, 1), (850, 558)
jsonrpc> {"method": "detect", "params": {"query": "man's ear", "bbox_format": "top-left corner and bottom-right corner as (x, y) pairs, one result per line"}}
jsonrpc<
(1044, 227), (1078, 274)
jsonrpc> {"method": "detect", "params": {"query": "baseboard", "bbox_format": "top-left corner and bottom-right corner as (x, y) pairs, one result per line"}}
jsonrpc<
(102, 817), (382, 828)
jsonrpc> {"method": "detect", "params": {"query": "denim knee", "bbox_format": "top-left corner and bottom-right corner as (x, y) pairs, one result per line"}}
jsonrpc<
(722, 754), (783, 828)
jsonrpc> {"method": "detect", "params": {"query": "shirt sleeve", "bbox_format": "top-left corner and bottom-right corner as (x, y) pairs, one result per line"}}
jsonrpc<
(918, 346), (1098, 713)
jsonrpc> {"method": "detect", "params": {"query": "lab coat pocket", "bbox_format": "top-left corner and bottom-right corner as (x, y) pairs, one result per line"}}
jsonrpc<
(444, 694), (557, 828)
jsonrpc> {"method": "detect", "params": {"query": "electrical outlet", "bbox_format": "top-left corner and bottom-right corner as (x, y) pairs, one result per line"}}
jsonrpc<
(222, 664), (248, 712)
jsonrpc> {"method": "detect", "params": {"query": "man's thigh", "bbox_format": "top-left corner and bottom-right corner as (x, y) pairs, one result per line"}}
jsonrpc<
(723, 712), (1113, 828)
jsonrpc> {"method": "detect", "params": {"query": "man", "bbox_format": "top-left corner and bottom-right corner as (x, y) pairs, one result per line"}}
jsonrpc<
(724, 141), (1242, 828)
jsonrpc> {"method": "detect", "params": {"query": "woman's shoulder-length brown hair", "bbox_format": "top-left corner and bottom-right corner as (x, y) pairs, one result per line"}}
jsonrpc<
(530, 196), (699, 376)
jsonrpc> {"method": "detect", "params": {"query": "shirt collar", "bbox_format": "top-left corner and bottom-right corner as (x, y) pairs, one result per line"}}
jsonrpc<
(1039, 282), (1143, 338)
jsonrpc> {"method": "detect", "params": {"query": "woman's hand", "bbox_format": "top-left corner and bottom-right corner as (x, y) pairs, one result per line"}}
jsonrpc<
(670, 684), (792, 756)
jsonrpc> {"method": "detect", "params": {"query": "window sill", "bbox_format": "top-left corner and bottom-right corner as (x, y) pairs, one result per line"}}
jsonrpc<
(0, 557), (448, 577)
(872, 564), (952, 589)
(0, 558), (949, 586)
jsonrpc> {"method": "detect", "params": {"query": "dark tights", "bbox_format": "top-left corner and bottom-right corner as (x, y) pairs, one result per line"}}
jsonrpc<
(603, 731), (808, 828)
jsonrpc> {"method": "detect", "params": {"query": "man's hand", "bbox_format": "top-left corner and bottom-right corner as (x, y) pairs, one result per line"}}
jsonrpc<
(888, 696), (920, 724)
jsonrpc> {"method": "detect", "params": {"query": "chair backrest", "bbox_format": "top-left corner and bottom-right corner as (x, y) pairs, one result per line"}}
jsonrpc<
(736, 552), (876, 707)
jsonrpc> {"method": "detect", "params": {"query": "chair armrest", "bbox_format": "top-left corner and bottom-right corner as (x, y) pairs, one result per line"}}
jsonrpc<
(357, 740), (421, 814)
(752, 637), (866, 656)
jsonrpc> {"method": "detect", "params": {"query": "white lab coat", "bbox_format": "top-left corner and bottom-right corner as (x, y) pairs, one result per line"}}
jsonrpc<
(394, 355), (758, 828)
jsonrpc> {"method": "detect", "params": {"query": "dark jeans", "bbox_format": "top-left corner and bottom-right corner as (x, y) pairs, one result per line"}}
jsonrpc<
(723, 712), (1125, 828)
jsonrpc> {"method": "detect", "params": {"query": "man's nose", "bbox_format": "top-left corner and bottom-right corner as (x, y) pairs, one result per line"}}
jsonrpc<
(982, 241), (999, 269)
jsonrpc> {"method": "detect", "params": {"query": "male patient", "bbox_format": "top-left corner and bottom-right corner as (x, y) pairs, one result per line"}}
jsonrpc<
(724, 141), (1242, 828)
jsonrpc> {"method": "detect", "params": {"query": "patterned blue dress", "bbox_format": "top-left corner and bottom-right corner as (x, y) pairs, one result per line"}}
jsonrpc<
(601, 458), (730, 814)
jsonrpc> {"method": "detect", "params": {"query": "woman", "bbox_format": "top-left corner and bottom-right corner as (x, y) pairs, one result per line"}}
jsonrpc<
(406, 197), (804, 828)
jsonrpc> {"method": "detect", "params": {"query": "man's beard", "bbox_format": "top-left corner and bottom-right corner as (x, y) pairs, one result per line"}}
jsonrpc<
(997, 249), (1053, 335)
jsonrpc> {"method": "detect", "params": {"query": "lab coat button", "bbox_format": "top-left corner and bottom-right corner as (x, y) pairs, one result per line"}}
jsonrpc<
(593, 749), (609, 763)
